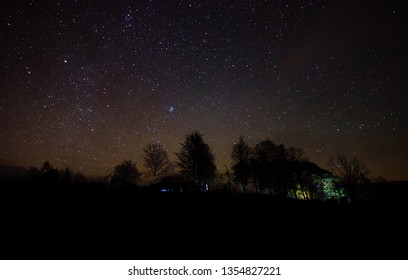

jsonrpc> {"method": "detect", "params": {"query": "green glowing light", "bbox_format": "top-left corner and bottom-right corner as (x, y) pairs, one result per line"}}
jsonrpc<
(312, 174), (346, 201)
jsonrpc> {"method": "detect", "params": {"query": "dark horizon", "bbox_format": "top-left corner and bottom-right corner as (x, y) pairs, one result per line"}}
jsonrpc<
(1, 0), (407, 180)
(0, 133), (406, 185)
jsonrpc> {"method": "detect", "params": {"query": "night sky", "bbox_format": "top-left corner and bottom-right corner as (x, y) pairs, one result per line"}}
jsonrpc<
(1, 0), (407, 180)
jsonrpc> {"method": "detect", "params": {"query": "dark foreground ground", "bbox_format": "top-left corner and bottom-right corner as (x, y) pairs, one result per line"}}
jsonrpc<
(1, 185), (408, 260)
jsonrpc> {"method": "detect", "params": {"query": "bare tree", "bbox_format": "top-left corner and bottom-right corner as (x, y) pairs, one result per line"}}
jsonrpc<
(142, 143), (172, 184)
(327, 154), (370, 202)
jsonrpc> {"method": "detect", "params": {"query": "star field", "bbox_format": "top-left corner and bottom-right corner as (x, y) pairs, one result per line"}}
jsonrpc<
(0, 0), (407, 180)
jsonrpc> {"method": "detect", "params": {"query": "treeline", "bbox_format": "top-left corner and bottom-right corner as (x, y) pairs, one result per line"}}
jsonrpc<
(1, 130), (377, 203)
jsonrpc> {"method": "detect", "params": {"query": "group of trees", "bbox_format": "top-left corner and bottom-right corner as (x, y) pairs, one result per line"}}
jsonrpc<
(21, 161), (86, 187)
(10, 130), (371, 202)
(108, 131), (371, 202)
(231, 136), (314, 197)
(230, 136), (371, 201)
(110, 131), (215, 191)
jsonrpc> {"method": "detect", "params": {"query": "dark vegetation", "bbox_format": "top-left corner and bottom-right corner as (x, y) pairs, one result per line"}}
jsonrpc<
(1, 131), (407, 260)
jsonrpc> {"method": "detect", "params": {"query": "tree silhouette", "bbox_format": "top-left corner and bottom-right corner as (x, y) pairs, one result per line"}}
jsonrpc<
(142, 143), (172, 184)
(61, 167), (74, 185)
(251, 140), (294, 196)
(327, 154), (370, 202)
(39, 161), (60, 184)
(253, 140), (279, 194)
(111, 160), (140, 187)
(286, 147), (308, 162)
(231, 136), (252, 193)
(287, 147), (309, 199)
(175, 131), (216, 190)
(40, 161), (53, 173)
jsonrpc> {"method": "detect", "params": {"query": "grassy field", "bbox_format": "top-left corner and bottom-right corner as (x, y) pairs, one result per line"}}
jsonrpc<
(1, 185), (407, 260)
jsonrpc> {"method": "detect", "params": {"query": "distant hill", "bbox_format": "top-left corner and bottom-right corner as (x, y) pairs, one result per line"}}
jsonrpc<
(0, 164), (27, 178)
